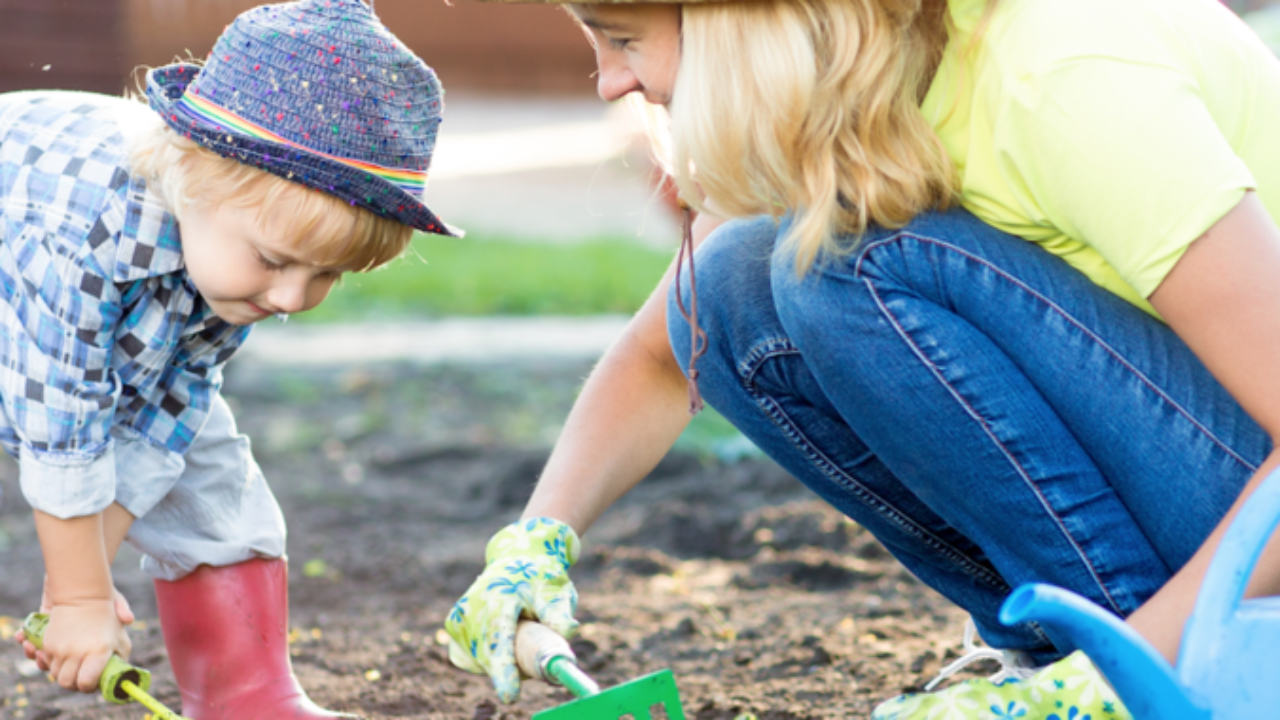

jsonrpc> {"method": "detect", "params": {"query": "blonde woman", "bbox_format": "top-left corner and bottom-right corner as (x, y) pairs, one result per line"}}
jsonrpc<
(445, 0), (1280, 716)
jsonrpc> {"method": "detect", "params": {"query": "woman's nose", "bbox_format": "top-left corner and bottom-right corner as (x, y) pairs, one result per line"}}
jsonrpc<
(595, 53), (641, 103)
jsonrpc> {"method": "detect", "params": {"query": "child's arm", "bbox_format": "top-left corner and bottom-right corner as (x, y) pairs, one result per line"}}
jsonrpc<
(27, 507), (134, 693)
(100, 502), (136, 565)
(20, 501), (136, 621)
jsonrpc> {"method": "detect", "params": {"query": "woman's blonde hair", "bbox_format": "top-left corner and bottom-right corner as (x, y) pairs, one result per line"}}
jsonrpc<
(127, 111), (412, 273)
(669, 0), (958, 274)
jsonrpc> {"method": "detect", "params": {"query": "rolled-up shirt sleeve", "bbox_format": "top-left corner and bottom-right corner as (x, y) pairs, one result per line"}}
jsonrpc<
(111, 428), (186, 520)
(19, 444), (117, 519)
(20, 427), (189, 521)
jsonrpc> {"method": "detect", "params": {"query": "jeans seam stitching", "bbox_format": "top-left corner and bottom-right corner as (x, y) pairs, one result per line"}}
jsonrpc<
(739, 347), (1010, 592)
(854, 232), (1158, 616)
(859, 231), (1259, 475)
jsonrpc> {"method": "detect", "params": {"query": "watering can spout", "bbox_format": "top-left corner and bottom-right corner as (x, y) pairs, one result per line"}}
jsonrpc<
(1000, 584), (1210, 720)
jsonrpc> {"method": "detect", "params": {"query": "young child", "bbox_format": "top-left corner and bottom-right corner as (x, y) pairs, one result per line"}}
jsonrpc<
(4, 1), (457, 718)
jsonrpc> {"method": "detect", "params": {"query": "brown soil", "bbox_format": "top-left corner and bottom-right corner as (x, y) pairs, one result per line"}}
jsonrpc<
(0, 359), (984, 720)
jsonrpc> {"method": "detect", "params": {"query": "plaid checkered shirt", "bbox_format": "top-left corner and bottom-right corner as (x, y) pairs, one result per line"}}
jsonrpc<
(0, 91), (251, 519)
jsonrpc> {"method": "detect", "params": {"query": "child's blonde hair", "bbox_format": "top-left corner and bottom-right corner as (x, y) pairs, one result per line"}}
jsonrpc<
(128, 112), (412, 273)
(669, 0), (958, 274)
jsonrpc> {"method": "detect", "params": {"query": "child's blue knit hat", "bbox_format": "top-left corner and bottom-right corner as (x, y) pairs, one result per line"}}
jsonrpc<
(146, 0), (459, 237)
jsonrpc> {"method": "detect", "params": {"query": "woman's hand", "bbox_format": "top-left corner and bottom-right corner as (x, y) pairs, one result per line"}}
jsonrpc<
(444, 518), (581, 703)
(31, 599), (131, 693)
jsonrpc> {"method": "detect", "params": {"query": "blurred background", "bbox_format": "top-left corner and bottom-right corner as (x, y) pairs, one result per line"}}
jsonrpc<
(0, 0), (680, 245)
(1, 7), (1280, 714)
(1, 0), (1278, 448)
(4, 0), (1278, 288)
(5, 0), (1277, 97)
(0, 0), (755, 461)
(2, 0), (1278, 325)
(0, 0), (684, 326)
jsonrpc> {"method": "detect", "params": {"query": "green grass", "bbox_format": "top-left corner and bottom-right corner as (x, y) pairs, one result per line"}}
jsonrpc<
(297, 233), (675, 323)
(292, 232), (764, 460)
(675, 406), (764, 461)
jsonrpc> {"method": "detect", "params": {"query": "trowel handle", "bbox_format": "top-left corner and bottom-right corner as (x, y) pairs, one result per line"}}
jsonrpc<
(514, 620), (600, 698)
(21, 612), (154, 706)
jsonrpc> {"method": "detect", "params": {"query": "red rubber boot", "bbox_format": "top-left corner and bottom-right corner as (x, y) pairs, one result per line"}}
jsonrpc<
(153, 558), (359, 720)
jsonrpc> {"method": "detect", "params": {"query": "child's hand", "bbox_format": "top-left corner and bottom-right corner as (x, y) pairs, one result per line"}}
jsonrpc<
(14, 577), (135, 666)
(23, 509), (135, 692)
(28, 600), (132, 693)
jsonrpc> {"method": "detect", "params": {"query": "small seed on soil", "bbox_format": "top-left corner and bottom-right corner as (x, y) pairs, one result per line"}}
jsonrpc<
(674, 617), (697, 636)
(809, 646), (834, 666)
(910, 650), (937, 673)
(472, 699), (498, 720)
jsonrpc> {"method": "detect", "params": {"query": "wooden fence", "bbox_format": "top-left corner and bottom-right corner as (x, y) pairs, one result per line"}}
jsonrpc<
(0, 0), (127, 94)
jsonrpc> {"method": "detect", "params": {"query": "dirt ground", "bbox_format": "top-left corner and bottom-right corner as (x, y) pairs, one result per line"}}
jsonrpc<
(0, 357), (981, 720)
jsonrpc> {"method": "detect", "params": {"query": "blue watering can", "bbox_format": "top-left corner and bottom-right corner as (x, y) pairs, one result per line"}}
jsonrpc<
(998, 465), (1280, 719)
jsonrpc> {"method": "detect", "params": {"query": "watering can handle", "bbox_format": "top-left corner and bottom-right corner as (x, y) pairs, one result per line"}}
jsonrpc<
(21, 612), (153, 706)
(514, 620), (600, 698)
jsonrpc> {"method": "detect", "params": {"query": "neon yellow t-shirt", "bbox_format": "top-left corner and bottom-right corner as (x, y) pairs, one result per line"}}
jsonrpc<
(924, 0), (1280, 314)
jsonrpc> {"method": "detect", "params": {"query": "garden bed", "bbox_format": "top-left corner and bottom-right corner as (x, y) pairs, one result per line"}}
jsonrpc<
(0, 358), (978, 719)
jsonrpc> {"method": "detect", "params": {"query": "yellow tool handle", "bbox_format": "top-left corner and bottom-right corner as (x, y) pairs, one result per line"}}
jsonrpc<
(117, 679), (187, 720)
(21, 612), (190, 720)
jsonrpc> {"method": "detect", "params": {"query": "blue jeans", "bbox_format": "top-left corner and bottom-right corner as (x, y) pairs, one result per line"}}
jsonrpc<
(667, 209), (1271, 659)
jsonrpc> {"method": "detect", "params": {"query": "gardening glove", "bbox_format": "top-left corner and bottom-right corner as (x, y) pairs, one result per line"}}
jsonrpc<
(871, 650), (1132, 720)
(445, 517), (581, 703)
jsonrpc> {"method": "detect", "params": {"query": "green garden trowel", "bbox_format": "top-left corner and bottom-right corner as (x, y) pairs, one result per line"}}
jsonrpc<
(515, 621), (686, 720)
(22, 612), (190, 720)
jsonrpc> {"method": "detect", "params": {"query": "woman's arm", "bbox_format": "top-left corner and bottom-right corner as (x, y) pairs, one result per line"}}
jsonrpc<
(1137, 190), (1280, 661)
(522, 210), (726, 534)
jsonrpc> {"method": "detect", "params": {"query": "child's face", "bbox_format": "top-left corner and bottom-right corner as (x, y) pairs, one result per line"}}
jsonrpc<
(179, 201), (346, 326)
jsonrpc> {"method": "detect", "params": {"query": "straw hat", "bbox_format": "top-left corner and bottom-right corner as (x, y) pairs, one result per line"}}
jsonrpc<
(146, 0), (458, 236)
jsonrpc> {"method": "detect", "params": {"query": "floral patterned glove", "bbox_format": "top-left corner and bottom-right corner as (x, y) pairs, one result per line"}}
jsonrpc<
(872, 650), (1131, 720)
(444, 517), (581, 703)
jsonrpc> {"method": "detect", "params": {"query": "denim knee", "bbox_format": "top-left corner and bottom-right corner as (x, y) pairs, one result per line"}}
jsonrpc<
(768, 226), (881, 351)
(768, 209), (992, 348)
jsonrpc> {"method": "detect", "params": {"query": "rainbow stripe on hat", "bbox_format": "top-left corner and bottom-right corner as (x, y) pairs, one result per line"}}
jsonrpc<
(173, 92), (427, 196)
